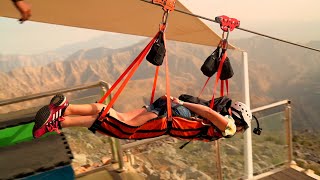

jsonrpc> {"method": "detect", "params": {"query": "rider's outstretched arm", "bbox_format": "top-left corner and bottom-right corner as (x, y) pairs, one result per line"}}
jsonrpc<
(171, 97), (229, 131)
(183, 101), (228, 131)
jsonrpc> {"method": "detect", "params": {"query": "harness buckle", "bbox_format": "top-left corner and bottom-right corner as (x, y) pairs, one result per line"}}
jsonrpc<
(215, 15), (240, 32)
(153, 0), (176, 12)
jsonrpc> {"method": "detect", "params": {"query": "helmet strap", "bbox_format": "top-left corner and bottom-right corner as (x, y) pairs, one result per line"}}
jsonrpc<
(231, 107), (262, 135)
(252, 115), (262, 135)
(231, 107), (249, 129)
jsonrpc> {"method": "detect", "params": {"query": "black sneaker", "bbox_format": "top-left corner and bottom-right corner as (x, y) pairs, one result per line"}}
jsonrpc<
(32, 94), (69, 138)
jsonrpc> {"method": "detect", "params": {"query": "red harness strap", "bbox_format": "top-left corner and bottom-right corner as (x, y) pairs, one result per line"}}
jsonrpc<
(97, 115), (168, 139)
(98, 32), (160, 119)
(98, 32), (160, 104)
(209, 50), (228, 108)
(150, 24), (166, 105)
(150, 66), (160, 104)
(220, 80), (224, 97)
(96, 114), (223, 141)
(163, 32), (172, 119)
(198, 77), (211, 97)
(170, 117), (223, 141)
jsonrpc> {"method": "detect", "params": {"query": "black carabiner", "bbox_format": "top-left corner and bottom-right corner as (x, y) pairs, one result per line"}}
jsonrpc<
(159, 10), (169, 32)
(221, 29), (229, 50)
(162, 10), (169, 25)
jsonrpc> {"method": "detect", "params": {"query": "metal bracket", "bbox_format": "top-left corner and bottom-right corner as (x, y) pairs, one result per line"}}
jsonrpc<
(215, 15), (240, 32)
(153, 0), (176, 11)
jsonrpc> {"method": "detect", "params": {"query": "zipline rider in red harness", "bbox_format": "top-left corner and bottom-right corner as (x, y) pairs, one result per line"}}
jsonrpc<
(32, 93), (261, 142)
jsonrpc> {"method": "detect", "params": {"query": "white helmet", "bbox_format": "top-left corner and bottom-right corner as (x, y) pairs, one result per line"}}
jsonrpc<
(231, 101), (251, 131)
(231, 101), (262, 135)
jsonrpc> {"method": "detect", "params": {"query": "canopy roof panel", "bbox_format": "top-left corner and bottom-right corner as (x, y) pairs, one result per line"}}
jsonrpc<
(0, 0), (234, 49)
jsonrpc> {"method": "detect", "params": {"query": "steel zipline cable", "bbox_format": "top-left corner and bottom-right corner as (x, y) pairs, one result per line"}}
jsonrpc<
(141, 0), (320, 53)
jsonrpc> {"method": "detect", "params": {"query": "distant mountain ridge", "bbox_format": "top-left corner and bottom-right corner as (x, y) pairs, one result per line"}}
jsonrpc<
(53, 34), (145, 57)
(0, 36), (319, 131)
(0, 34), (145, 72)
(0, 53), (63, 72)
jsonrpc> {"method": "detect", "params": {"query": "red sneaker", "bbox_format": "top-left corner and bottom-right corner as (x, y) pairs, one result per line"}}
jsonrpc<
(32, 94), (69, 138)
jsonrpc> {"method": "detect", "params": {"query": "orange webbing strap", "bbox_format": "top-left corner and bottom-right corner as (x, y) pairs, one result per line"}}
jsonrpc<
(150, 66), (160, 104)
(98, 32), (160, 104)
(209, 51), (228, 108)
(220, 80), (224, 97)
(98, 33), (159, 119)
(198, 77), (211, 98)
(150, 24), (167, 104)
(97, 59), (137, 104)
(163, 33), (172, 119)
(226, 80), (229, 95)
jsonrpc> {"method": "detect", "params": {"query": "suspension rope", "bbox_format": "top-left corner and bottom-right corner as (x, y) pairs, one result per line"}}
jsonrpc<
(141, 0), (320, 53)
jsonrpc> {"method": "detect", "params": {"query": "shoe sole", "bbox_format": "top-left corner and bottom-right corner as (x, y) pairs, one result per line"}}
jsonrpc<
(34, 105), (50, 130)
(50, 94), (66, 107)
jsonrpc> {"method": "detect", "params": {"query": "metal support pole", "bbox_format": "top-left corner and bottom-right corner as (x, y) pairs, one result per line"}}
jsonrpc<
(115, 139), (125, 172)
(110, 138), (119, 163)
(100, 83), (125, 172)
(126, 149), (135, 166)
(100, 85), (117, 163)
(215, 140), (223, 180)
(285, 101), (293, 165)
(242, 51), (253, 179)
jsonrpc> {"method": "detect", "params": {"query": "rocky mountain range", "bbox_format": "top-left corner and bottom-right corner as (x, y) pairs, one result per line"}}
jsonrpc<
(0, 36), (319, 131)
(0, 34), (144, 72)
(0, 53), (63, 72)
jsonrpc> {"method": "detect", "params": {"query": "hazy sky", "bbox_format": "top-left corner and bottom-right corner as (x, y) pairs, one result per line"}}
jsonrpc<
(0, 18), (107, 55)
(1, 0), (319, 55)
(180, 0), (320, 42)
